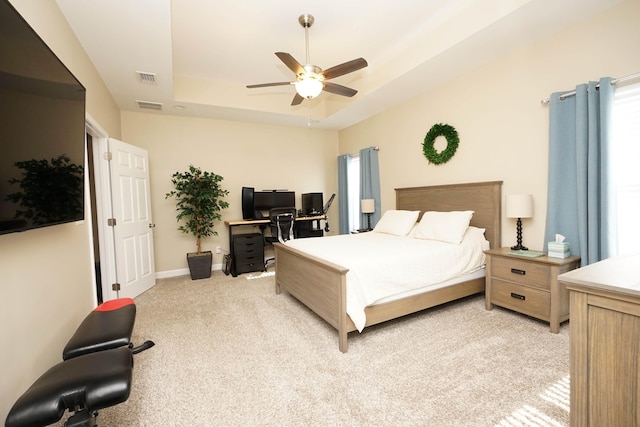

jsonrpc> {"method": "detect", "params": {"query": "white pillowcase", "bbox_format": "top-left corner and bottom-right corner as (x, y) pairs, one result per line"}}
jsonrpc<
(372, 210), (420, 236)
(412, 210), (474, 244)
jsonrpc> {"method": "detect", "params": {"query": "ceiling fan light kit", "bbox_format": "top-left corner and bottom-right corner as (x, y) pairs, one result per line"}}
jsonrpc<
(295, 76), (323, 98)
(247, 14), (368, 106)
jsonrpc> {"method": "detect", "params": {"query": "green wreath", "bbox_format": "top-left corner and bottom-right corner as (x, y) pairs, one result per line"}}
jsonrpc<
(422, 123), (459, 165)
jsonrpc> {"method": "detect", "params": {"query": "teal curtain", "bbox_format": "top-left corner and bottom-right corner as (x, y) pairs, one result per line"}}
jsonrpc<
(544, 77), (614, 266)
(359, 147), (381, 228)
(337, 154), (350, 235)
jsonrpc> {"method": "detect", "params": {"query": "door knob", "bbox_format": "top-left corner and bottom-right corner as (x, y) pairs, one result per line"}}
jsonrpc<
(149, 223), (156, 228)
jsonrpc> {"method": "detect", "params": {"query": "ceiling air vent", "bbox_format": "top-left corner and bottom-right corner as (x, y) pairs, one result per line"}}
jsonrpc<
(136, 71), (157, 85)
(136, 100), (163, 110)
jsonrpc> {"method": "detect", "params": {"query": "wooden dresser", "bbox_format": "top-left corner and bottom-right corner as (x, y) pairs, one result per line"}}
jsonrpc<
(484, 247), (580, 332)
(558, 253), (640, 427)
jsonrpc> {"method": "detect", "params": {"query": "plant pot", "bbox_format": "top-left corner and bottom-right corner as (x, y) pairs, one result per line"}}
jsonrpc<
(187, 251), (213, 280)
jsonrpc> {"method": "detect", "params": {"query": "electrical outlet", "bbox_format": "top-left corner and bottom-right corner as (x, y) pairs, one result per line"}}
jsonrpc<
(215, 246), (221, 254)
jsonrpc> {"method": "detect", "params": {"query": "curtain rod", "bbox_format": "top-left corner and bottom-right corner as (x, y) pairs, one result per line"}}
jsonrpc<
(540, 71), (640, 105)
(349, 146), (379, 156)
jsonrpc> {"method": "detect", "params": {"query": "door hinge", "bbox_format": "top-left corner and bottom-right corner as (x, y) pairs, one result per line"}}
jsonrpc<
(104, 151), (112, 161)
(112, 283), (121, 291)
(107, 218), (117, 226)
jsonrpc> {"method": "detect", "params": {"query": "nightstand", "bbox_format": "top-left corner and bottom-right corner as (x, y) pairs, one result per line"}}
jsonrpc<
(484, 247), (580, 333)
(350, 228), (372, 234)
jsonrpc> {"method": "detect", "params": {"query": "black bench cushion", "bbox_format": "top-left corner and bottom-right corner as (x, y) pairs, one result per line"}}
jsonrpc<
(6, 347), (133, 427)
(63, 298), (136, 360)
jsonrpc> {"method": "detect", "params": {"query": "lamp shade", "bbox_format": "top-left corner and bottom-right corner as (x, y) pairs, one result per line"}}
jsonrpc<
(295, 77), (323, 99)
(506, 194), (533, 219)
(361, 199), (375, 214)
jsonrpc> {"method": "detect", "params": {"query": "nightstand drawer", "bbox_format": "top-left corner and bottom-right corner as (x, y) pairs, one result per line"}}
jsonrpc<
(491, 279), (550, 320)
(491, 256), (550, 290)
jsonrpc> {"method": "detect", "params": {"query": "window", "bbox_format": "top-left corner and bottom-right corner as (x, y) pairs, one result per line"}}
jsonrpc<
(611, 82), (640, 256)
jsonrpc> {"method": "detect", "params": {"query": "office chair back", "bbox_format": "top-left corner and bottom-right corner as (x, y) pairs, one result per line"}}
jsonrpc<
(269, 207), (296, 243)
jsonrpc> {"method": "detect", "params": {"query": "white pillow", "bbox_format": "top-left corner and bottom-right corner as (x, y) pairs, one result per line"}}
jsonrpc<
(372, 210), (420, 236)
(412, 210), (474, 244)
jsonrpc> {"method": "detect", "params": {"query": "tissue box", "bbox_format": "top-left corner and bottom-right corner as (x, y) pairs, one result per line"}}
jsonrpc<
(548, 242), (570, 258)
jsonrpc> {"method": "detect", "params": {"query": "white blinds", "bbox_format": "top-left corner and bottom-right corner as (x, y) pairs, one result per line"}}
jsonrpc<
(611, 82), (640, 255)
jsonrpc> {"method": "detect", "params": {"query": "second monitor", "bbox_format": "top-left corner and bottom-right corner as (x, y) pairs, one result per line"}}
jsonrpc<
(301, 192), (323, 215)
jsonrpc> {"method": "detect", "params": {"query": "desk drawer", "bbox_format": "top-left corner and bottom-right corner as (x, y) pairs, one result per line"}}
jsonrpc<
(235, 258), (263, 274)
(491, 279), (550, 320)
(491, 256), (550, 290)
(233, 233), (264, 274)
(234, 234), (263, 253)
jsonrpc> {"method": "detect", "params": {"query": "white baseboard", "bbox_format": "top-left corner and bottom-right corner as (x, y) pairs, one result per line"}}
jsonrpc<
(155, 263), (223, 279)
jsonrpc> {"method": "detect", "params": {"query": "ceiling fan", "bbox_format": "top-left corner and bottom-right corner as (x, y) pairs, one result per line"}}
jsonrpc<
(247, 14), (368, 106)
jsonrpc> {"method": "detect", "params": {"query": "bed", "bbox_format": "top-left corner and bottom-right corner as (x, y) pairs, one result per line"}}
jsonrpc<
(274, 181), (502, 352)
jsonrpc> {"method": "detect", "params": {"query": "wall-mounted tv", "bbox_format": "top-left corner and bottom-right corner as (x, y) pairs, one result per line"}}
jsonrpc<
(0, 0), (86, 235)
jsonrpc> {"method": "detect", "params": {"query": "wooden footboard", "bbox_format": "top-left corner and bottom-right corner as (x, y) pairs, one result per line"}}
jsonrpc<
(274, 242), (355, 352)
(274, 181), (502, 353)
(275, 240), (485, 353)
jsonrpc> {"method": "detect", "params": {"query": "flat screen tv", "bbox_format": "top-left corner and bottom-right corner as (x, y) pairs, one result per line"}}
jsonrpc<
(0, 0), (86, 235)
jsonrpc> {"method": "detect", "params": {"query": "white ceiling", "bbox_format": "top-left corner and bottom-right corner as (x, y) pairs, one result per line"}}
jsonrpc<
(55, 0), (622, 130)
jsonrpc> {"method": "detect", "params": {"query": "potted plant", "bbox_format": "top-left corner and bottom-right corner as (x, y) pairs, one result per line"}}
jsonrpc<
(165, 165), (229, 280)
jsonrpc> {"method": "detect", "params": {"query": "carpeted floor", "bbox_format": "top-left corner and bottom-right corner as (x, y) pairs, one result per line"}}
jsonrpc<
(91, 271), (569, 426)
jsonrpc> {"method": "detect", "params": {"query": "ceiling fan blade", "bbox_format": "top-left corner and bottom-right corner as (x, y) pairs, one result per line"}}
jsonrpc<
(322, 58), (368, 80)
(322, 82), (358, 97)
(247, 82), (292, 89)
(275, 52), (305, 76)
(291, 93), (304, 106)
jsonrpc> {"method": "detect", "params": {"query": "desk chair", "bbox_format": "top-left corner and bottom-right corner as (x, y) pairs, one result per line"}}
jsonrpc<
(264, 207), (296, 268)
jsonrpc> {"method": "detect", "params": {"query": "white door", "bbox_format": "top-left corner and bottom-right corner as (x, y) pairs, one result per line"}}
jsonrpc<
(107, 138), (156, 298)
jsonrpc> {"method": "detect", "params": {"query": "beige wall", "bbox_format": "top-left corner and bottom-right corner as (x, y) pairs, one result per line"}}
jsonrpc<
(339, 0), (640, 252)
(1, 0), (638, 420)
(121, 112), (339, 273)
(0, 0), (121, 419)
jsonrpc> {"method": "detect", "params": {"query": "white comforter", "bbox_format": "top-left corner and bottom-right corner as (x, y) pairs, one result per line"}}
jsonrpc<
(284, 227), (489, 332)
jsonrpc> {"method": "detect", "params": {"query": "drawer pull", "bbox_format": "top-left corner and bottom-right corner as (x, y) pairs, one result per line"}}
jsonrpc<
(511, 292), (526, 301)
(510, 268), (526, 275)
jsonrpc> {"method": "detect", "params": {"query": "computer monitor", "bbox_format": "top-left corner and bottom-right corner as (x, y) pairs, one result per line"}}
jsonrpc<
(301, 193), (323, 215)
(253, 190), (296, 213)
(241, 187), (255, 219)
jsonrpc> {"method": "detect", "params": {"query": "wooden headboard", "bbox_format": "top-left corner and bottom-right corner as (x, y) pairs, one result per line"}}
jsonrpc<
(395, 181), (502, 250)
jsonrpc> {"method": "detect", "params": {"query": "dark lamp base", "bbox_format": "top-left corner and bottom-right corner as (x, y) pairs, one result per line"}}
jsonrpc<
(511, 217), (528, 252)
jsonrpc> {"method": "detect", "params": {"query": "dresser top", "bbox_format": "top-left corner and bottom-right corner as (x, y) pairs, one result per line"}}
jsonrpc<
(558, 253), (640, 297)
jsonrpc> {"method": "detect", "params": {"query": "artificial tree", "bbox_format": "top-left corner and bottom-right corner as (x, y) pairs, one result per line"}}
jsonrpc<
(165, 165), (229, 279)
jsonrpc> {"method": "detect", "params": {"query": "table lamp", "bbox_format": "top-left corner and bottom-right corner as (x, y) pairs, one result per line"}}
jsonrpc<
(361, 199), (375, 231)
(506, 194), (533, 251)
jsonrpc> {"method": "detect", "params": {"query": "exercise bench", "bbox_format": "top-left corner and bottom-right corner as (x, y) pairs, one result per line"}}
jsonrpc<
(63, 297), (153, 360)
(5, 298), (154, 427)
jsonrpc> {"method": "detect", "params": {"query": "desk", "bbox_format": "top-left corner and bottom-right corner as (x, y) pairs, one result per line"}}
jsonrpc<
(225, 215), (326, 276)
(225, 215), (326, 227)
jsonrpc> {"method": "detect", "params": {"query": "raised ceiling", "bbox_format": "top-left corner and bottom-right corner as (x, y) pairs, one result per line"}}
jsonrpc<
(55, 0), (622, 130)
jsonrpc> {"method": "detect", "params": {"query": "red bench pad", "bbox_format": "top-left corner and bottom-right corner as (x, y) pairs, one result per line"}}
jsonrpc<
(94, 297), (134, 312)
